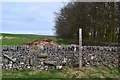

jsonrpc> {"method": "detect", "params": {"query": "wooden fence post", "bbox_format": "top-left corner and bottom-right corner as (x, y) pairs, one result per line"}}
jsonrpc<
(79, 28), (82, 69)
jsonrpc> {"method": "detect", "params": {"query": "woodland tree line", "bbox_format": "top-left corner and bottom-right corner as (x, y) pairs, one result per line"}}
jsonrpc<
(54, 2), (120, 45)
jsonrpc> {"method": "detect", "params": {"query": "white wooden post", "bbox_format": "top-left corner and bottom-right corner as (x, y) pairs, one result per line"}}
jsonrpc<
(79, 28), (82, 69)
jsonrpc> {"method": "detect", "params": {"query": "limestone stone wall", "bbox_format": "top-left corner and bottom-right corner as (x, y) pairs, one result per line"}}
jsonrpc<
(1, 45), (119, 70)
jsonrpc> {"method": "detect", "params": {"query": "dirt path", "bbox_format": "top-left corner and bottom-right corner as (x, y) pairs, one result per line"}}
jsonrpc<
(1, 36), (30, 40)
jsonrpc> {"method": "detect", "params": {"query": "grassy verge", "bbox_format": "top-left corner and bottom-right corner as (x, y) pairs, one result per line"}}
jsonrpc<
(2, 67), (120, 78)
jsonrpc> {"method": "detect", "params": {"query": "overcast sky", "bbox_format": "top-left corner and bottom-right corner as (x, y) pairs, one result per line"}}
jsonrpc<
(2, 2), (65, 35)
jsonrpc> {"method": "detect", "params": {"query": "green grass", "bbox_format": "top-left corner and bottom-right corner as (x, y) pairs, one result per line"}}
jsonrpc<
(0, 33), (71, 45)
(0, 33), (67, 45)
(57, 41), (71, 45)
(88, 75), (101, 78)
(2, 67), (119, 78)
(0, 39), (31, 45)
(1, 33), (56, 40)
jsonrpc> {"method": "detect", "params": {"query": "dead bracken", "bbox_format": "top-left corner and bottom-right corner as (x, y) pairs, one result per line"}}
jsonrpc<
(22, 38), (58, 50)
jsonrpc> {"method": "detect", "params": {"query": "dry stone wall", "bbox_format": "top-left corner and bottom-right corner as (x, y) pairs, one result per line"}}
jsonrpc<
(1, 45), (119, 71)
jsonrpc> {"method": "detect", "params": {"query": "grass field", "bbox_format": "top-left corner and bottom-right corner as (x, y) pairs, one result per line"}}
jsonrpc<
(0, 33), (57, 40)
(0, 39), (31, 45)
(0, 33), (65, 45)
(2, 67), (119, 78)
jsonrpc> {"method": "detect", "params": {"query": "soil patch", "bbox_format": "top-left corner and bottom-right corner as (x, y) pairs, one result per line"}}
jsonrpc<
(0, 36), (29, 40)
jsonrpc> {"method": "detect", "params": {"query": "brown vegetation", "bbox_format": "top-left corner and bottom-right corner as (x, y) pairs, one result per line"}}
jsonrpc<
(22, 38), (58, 49)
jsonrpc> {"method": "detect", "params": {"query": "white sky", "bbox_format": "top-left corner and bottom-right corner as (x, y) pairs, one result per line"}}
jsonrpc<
(1, 2), (65, 35)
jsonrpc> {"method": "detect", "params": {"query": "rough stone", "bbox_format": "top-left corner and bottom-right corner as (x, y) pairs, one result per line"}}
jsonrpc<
(1, 45), (119, 70)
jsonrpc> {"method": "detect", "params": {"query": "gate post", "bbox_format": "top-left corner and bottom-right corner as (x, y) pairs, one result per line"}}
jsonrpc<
(79, 28), (82, 69)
